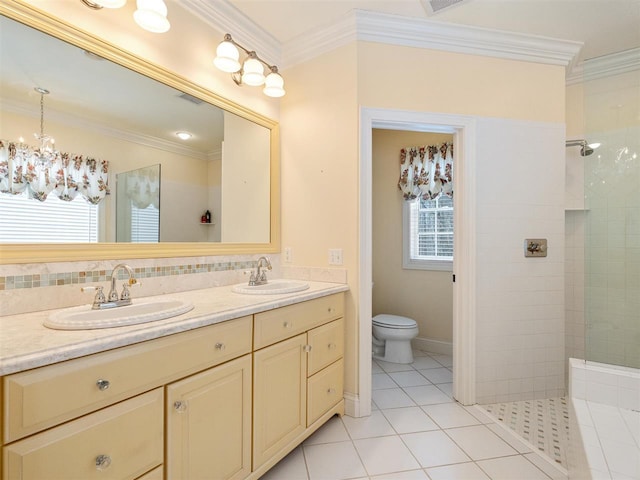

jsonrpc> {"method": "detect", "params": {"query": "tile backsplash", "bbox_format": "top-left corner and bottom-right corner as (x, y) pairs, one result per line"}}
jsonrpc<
(0, 255), (347, 317)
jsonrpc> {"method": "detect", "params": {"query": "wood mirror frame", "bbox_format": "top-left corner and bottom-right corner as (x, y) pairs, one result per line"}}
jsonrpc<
(0, 0), (280, 264)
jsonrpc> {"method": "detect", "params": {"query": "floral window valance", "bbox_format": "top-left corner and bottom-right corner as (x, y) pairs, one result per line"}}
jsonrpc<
(398, 142), (453, 201)
(0, 140), (110, 205)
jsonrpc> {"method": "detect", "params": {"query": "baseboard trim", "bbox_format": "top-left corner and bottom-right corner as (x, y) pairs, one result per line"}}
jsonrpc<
(412, 337), (453, 356)
(344, 392), (368, 417)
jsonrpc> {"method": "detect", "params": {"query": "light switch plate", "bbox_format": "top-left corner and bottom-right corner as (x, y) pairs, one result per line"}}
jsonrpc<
(524, 238), (547, 257)
(328, 248), (343, 265)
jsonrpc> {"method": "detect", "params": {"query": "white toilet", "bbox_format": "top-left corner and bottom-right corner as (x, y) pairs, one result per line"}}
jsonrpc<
(372, 314), (419, 364)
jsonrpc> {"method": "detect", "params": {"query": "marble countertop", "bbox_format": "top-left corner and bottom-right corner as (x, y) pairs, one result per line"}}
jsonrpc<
(0, 281), (349, 376)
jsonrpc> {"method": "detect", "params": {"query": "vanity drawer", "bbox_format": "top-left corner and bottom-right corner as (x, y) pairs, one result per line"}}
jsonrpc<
(254, 293), (344, 349)
(4, 316), (252, 443)
(307, 318), (344, 376)
(307, 359), (344, 426)
(3, 388), (163, 480)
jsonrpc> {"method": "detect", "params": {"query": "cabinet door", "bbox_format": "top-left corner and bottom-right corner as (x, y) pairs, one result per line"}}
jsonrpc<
(3, 389), (163, 480)
(166, 355), (251, 480)
(253, 334), (307, 469)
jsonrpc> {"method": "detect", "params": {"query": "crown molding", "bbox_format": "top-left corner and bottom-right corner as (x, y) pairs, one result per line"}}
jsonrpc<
(179, 0), (281, 67)
(1, 98), (209, 161)
(566, 47), (640, 85)
(282, 10), (582, 70)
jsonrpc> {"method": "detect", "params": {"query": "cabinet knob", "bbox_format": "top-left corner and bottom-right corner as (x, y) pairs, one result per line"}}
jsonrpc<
(215, 342), (226, 351)
(283, 321), (292, 329)
(328, 343), (336, 350)
(328, 307), (334, 314)
(174, 401), (187, 413)
(327, 388), (336, 395)
(96, 379), (110, 391)
(95, 454), (112, 471)
(303, 344), (312, 353)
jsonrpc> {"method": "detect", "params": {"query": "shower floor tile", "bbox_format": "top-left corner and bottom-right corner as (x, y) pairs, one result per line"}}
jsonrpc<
(481, 397), (570, 469)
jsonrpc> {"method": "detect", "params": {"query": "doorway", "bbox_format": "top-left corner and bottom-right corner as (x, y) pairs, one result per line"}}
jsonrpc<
(357, 108), (477, 417)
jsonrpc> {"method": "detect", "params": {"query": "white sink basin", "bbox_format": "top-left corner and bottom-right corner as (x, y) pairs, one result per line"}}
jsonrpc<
(232, 280), (309, 295)
(45, 299), (194, 330)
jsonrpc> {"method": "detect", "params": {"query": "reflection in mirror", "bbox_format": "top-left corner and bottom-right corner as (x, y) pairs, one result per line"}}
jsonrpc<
(0, 13), (273, 249)
(116, 164), (160, 243)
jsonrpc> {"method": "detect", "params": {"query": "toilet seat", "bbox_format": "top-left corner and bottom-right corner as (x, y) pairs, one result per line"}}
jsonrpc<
(372, 314), (417, 329)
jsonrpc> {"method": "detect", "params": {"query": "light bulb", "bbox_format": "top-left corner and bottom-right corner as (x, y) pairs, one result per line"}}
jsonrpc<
(176, 132), (192, 140)
(134, 0), (170, 33)
(214, 41), (241, 73)
(241, 57), (265, 86)
(263, 71), (285, 97)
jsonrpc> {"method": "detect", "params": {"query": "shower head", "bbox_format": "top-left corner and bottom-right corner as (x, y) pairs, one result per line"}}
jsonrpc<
(566, 139), (597, 157)
(581, 145), (594, 156)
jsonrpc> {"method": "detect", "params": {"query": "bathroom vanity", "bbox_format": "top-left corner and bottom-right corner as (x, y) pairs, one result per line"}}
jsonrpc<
(0, 283), (347, 480)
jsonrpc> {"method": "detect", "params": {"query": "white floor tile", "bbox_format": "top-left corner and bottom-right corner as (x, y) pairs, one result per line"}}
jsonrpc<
(372, 373), (398, 390)
(599, 437), (640, 479)
(342, 410), (395, 439)
(404, 385), (454, 406)
(354, 436), (421, 476)
(304, 416), (351, 445)
(260, 446), (309, 480)
(421, 403), (482, 429)
(426, 461), (491, 480)
(376, 360), (415, 373)
(619, 408), (640, 447)
(303, 441), (367, 480)
(370, 469), (429, 479)
(523, 453), (567, 480)
(486, 423), (534, 454)
(476, 455), (551, 479)
(445, 425), (518, 460)
(381, 406), (439, 434)
(430, 354), (454, 367)
(389, 370), (432, 387)
(436, 382), (454, 398)
(371, 360), (384, 374)
(372, 387), (416, 409)
(418, 367), (453, 384)
(410, 356), (443, 370)
(401, 430), (471, 467)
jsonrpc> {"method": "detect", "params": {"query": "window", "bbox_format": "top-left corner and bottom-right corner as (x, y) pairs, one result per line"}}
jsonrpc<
(0, 193), (99, 243)
(130, 204), (160, 243)
(403, 195), (453, 270)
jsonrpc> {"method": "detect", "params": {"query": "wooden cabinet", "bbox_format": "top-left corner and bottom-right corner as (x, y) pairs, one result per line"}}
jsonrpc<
(166, 354), (252, 480)
(252, 294), (345, 477)
(1, 292), (345, 480)
(4, 389), (163, 480)
(253, 334), (307, 469)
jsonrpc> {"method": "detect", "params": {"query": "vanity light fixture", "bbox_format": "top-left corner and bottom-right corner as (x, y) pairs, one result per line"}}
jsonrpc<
(176, 131), (192, 140)
(80, 0), (170, 33)
(213, 34), (285, 98)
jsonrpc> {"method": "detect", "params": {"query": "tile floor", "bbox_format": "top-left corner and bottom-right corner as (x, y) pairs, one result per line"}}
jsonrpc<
(261, 350), (567, 480)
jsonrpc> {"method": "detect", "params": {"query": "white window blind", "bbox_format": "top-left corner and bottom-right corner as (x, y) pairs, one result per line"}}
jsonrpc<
(0, 193), (98, 243)
(403, 195), (453, 271)
(130, 204), (159, 243)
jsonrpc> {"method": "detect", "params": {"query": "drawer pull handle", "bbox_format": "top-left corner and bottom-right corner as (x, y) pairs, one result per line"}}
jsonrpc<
(327, 388), (336, 395)
(303, 344), (312, 353)
(283, 321), (292, 328)
(174, 401), (188, 413)
(96, 379), (110, 391)
(215, 342), (226, 351)
(95, 454), (112, 471)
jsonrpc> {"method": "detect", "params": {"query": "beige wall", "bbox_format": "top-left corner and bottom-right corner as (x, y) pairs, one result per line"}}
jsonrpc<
(283, 40), (566, 399)
(372, 129), (453, 343)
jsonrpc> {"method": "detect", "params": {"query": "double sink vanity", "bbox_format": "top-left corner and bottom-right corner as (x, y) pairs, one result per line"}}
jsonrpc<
(0, 279), (348, 480)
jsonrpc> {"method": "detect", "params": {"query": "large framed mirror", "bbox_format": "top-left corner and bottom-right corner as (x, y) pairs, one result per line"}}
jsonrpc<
(0, 1), (280, 264)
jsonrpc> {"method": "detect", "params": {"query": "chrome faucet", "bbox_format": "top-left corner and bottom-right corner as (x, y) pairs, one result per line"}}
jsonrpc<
(249, 256), (272, 286)
(82, 263), (139, 310)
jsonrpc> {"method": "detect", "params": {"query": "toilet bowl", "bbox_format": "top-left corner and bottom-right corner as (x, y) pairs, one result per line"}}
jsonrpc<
(372, 314), (419, 364)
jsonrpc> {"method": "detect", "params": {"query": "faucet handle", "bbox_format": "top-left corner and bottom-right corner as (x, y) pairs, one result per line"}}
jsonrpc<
(120, 281), (141, 301)
(81, 286), (106, 306)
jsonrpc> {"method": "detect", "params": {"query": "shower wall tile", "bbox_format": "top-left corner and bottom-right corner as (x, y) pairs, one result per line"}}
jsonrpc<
(474, 119), (566, 404)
